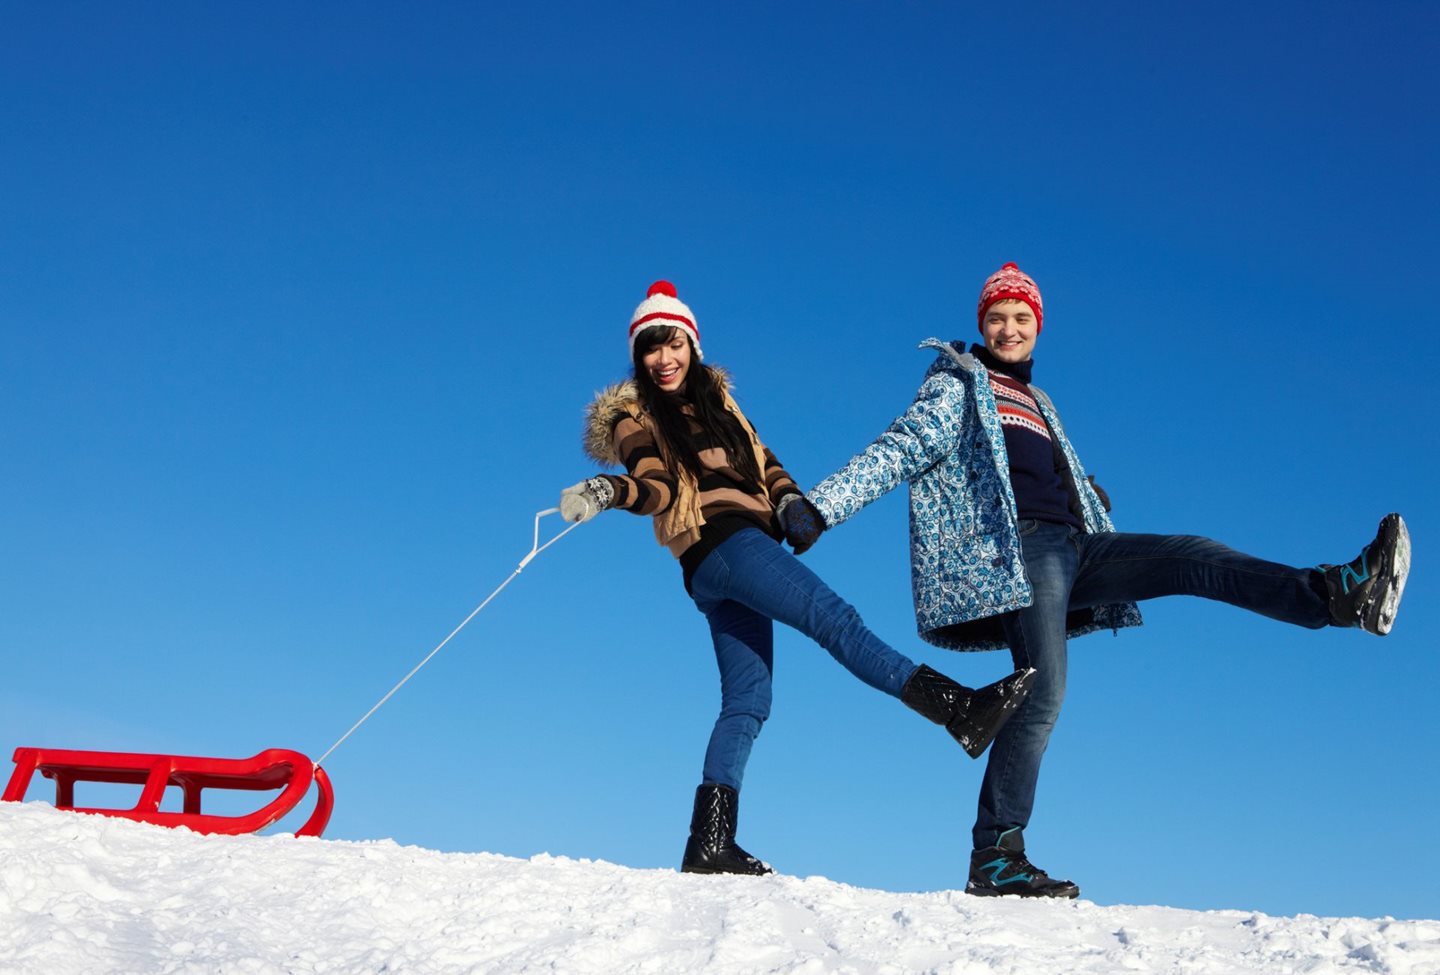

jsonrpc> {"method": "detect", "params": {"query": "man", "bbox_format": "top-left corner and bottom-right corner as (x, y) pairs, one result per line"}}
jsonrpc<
(778, 262), (1410, 898)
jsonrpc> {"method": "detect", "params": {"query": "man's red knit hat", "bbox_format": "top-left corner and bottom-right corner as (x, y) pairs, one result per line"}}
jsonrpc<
(977, 262), (1043, 333)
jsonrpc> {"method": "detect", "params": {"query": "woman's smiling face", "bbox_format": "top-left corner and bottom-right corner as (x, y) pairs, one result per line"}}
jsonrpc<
(642, 330), (692, 393)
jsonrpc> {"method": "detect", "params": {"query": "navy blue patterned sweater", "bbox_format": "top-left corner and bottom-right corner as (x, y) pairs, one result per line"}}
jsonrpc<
(970, 344), (1082, 530)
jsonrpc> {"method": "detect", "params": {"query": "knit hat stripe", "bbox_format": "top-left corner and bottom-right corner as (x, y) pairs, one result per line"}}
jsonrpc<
(630, 310), (697, 335)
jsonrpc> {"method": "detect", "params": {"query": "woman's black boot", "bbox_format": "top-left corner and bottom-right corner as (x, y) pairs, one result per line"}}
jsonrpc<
(680, 784), (772, 876)
(901, 664), (1035, 758)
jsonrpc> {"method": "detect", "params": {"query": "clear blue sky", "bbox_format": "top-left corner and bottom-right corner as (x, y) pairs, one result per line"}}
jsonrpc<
(3, 2), (1437, 920)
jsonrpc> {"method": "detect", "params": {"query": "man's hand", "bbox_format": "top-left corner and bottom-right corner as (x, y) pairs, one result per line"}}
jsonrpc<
(778, 494), (826, 554)
(560, 477), (614, 524)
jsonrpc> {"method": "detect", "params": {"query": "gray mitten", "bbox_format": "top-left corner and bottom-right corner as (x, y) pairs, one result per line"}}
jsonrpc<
(559, 477), (615, 524)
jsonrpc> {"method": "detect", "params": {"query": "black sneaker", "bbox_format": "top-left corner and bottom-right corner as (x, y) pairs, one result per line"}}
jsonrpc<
(967, 828), (1079, 899)
(1322, 513), (1410, 635)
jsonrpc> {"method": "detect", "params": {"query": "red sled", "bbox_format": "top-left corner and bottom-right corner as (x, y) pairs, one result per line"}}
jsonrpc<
(3, 746), (334, 838)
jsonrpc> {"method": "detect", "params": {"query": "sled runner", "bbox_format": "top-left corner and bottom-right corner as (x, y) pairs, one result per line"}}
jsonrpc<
(2, 746), (333, 837)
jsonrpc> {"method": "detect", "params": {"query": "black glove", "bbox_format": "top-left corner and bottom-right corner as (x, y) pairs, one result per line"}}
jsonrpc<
(1086, 475), (1112, 512)
(777, 494), (826, 555)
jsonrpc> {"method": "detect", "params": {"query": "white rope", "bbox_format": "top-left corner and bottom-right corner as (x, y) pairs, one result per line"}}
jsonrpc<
(315, 509), (581, 767)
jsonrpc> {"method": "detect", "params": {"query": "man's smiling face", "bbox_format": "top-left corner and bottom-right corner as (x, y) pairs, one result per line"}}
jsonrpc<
(981, 299), (1039, 364)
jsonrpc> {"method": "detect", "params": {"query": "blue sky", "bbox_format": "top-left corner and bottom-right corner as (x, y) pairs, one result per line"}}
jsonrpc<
(3, 2), (1437, 919)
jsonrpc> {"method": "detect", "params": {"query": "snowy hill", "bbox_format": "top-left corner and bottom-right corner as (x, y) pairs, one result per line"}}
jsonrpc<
(2, 803), (1436, 974)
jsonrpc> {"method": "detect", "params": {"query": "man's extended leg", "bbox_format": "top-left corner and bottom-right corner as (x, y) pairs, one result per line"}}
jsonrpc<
(1069, 531), (1331, 626)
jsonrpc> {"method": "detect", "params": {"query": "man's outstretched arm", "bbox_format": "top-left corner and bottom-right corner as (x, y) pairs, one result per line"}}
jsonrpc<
(807, 372), (969, 529)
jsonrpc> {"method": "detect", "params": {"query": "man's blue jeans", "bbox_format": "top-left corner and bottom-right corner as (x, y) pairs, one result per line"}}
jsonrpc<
(973, 520), (1331, 850)
(689, 527), (918, 791)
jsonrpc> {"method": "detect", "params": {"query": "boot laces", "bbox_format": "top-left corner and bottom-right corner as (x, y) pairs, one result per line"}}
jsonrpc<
(995, 848), (1050, 882)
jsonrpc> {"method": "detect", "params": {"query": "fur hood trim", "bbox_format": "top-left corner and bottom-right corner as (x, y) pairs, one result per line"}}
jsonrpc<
(582, 367), (731, 466)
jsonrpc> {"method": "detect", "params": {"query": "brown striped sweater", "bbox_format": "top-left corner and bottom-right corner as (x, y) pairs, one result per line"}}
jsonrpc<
(583, 371), (802, 586)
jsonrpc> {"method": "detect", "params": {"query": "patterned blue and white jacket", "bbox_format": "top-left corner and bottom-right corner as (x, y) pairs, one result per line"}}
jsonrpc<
(807, 338), (1143, 652)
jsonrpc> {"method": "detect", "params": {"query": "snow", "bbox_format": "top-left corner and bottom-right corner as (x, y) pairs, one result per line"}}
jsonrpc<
(3, 802), (1437, 974)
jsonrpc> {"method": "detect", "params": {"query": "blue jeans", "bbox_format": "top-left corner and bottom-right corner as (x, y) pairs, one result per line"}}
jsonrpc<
(973, 520), (1331, 850)
(688, 527), (919, 790)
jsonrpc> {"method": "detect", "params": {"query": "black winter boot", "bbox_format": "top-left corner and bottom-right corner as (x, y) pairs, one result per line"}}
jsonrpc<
(1322, 513), (1410, 636)
(901, 664), (1035, 759)
(967, 827), (1079, 899)
(680, 784), (772, 876)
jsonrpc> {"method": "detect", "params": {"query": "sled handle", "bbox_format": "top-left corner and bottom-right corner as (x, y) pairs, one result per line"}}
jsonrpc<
(519, 507), (580, 571)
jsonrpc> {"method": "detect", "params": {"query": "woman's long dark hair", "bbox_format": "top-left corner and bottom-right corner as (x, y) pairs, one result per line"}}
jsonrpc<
(632, 325), (762, 488)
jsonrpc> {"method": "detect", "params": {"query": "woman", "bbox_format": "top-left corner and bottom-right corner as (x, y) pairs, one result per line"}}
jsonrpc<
(558, 281), (1034, 876)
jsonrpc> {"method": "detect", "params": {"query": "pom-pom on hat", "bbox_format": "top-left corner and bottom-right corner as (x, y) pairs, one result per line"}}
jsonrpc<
(977, 262), (1043, 333)
(629, 280), (702, 360)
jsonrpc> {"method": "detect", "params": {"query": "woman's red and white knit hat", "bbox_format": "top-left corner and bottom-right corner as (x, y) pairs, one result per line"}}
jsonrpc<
(977, 262), (1043, 333)
(629, 280), (702, 359)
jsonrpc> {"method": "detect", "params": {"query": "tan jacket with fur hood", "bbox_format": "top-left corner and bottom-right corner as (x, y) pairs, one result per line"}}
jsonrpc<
(583, 368), (792, 557)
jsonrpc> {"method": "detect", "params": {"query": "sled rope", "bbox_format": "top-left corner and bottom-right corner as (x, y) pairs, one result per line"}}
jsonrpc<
(315, 508), (581, 766)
